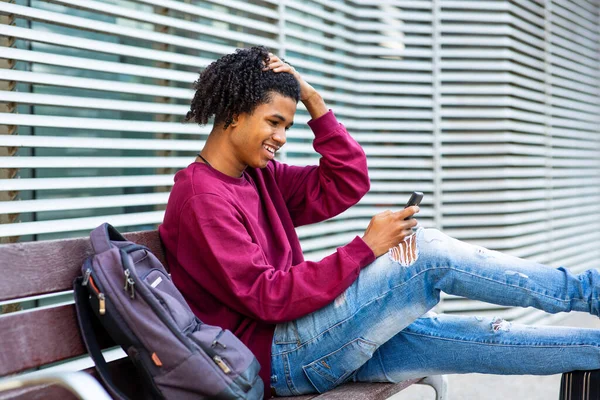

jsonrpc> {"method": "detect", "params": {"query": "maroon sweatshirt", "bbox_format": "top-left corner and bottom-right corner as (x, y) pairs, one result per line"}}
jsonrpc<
(158, 110), (375, 398)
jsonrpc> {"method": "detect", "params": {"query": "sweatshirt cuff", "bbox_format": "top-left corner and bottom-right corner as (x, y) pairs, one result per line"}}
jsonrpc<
(307, 109), (340, 137)
(342, 236), (376, 268)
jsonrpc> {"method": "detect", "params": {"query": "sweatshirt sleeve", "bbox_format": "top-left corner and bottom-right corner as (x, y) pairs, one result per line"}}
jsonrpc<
(177, 194), (376, 324)
(273, 110), (370, 227)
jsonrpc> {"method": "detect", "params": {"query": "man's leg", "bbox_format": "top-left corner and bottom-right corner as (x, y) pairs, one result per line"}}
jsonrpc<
(354, 312), (600, 383)
(387, 227), (600, 317)
(271, 227), (600, 395)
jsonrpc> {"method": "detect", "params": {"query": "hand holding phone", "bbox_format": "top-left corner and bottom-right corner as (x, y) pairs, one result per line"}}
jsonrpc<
(362, 192), (424, 257)
(404, 191), (423, 220)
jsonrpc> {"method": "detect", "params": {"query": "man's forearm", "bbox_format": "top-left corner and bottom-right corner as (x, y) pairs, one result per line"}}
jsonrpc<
(303, 92), (328, 120)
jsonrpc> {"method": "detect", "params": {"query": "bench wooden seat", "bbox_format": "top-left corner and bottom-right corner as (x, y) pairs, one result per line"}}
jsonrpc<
(0, 230), (447, 399)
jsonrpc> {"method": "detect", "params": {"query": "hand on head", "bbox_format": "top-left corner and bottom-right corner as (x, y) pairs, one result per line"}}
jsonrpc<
(263, 53), (318, 102)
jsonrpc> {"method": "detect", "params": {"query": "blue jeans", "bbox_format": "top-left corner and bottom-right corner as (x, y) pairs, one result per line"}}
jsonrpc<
(270, 227), (600, 396)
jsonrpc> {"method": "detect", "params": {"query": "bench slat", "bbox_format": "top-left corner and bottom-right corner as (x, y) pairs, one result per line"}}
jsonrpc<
(0, 305), (84, 375)
(0, 384), (76, 400)
(276, 380), (421, 400)
(0, 304), (118, 375)
(0, 361), (144, 400)
(0, 230), (166, 302)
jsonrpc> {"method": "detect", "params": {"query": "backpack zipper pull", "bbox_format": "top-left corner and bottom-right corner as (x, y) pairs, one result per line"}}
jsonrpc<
(98, 293), (106, 315)
(213, 355), (231, 374)
(87, 275), (106, 316)
(82, 269), (92, 286)
(123, 269), (135, 299)
(211, 330), (227, 349)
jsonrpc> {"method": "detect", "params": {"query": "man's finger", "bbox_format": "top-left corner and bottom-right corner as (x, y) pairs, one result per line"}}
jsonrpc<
(401, 229), (414, 238)
(268, 61), (285, 70)
(393, 206), (419, 219)
(268, 60), (283, 67)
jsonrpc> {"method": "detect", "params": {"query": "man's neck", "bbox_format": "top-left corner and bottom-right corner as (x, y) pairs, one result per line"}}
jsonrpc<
(197, 130), (245, 178)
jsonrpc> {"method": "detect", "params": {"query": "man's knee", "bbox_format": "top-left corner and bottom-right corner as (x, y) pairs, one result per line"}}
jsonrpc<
(388, 232), (419, 267)
(388, 228), (453, 268)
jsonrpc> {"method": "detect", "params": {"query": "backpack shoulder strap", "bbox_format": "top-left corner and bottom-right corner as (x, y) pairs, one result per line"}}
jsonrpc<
(73, 277), (129, 400)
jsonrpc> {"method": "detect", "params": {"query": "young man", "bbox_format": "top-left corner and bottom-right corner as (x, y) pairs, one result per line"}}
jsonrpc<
(159, 46), (600, 399)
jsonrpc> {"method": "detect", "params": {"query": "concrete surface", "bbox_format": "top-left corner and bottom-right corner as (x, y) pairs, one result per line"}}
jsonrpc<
(391, 312), (600, 400)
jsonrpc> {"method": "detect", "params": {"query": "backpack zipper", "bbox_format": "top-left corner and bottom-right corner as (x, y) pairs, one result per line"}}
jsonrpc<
(118, 248), (197, 353)
(82, 268), (92, 286)
(213, 355), (232, 374)
(87, 274), (106, 315)
(123, 269), (136, 299)
(211, 329), (227, 349)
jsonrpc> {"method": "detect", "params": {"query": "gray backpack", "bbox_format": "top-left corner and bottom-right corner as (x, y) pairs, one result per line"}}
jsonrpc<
(73, 223), (263, 400)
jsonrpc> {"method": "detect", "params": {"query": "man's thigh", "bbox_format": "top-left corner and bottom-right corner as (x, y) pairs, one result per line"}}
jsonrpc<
(271, 229), (440, 394)
(282, 229), (440, 346)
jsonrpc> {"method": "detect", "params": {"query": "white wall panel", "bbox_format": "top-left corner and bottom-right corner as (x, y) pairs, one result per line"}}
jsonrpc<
(1, 0), (599, 322)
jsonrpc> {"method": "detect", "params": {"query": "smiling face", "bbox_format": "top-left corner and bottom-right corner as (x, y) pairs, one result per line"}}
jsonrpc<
(227, 92), (297, 173)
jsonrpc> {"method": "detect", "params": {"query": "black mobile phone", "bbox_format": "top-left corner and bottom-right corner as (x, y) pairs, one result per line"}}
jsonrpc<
(404, 191), (423, 220)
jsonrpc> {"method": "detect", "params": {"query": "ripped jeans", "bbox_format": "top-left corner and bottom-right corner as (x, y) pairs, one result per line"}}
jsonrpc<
(270, 227), (600, 396)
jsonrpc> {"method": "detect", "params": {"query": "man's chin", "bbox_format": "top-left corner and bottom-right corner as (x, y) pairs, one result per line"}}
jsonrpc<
(254, 159), (271, 168)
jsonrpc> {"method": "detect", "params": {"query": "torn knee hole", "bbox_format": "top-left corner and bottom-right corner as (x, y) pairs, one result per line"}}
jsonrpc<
(388, 234), (419, 266)
(491, 317), (511, 333)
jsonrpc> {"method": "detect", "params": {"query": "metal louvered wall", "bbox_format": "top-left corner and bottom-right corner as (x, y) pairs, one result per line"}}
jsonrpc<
(1, 0), (599, 323)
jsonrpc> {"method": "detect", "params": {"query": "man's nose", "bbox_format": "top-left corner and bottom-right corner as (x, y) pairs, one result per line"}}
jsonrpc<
(272, 129), (286, 146)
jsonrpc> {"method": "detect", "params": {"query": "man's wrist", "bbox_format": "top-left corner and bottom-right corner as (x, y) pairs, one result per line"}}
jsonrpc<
(302, 92), (327, 120)
(300, 89), (318, 103)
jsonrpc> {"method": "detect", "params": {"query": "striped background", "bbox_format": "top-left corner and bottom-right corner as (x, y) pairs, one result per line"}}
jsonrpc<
(1, 0), (599, 322)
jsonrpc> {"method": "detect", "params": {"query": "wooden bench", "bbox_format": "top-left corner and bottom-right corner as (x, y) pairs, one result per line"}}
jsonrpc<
(0, 230), (447, 400)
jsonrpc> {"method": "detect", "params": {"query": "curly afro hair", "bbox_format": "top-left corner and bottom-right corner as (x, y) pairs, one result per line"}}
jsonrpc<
(185, 46), (301, 129)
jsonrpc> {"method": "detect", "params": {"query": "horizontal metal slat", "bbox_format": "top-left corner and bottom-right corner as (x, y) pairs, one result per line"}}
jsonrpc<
(0, 113), (206, 135)
(551, 2), (599, 34)
(286, 43), (433, 70)
(441, 84), (546, 102)
(441, 49), (546, 74)
(2, 90), (434, 121)
(50, 0), (280, 43)
(0, 157), (192, 169)
(122, 0), (280, 33)
(283, 13), (431, 45)
(0, 2), (274, 55)
(0, 211), (165, 237)
(287, 0), (432, 27)
(0, 46), (196, 82)
(0, 91), (189, 115)
(440, 36), (545, 57)
(299, 0), (432, 17)
(199, 0), (279, 19)
(549, 38), (599, 68)
(0, 192), (168, 214)
(0, 24), (214, 70)
(284, 29), (430, 57)
(441, 72), (545, 93)
(0, 68), (193, 99)
(0, 175), (174, 191)
(441, 60), (545, 82)
(0, 134), (203, 151)
(440, 11), (545, 39)
(287, 57), (433, 82)
(550, 22), (599, 52)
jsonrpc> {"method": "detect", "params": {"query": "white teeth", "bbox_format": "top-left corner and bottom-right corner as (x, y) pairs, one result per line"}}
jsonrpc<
(263, 144), (276, 154)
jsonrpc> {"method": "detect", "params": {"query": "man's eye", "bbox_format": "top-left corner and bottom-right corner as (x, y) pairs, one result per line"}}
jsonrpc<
(269, 120), (278, 126)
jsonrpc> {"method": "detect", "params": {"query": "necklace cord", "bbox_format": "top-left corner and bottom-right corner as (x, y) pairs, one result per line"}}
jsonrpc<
(197, 153), (211, 167)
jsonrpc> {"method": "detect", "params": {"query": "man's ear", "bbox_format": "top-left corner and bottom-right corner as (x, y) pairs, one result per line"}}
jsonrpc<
(230, 114), (240, 128)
